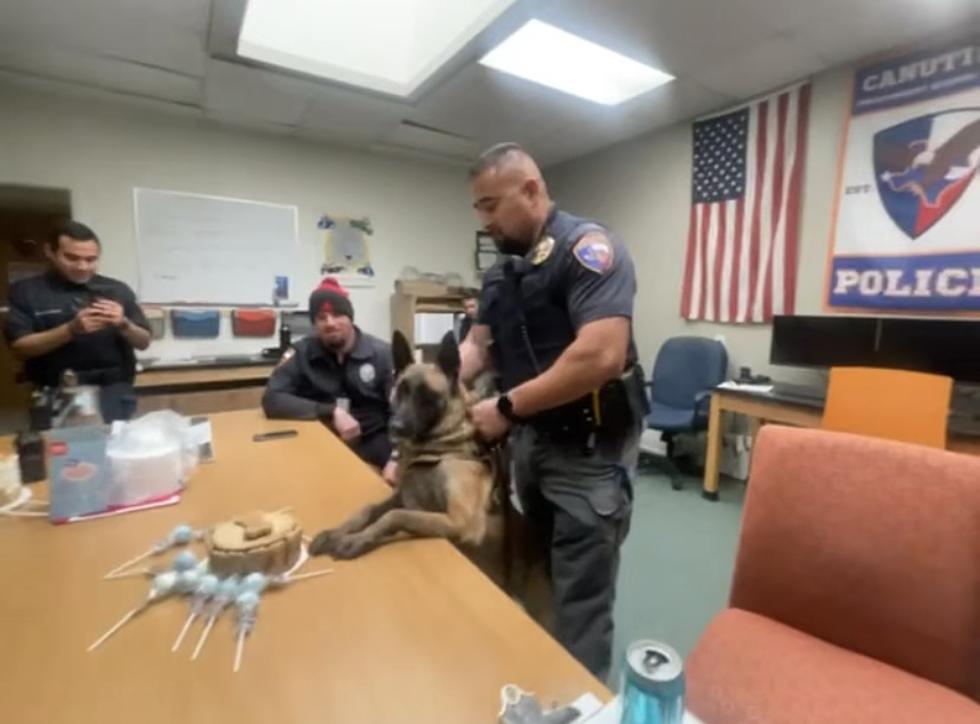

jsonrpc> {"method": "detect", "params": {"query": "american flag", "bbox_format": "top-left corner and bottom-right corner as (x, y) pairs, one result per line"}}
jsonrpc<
(680, 83), (811, 323)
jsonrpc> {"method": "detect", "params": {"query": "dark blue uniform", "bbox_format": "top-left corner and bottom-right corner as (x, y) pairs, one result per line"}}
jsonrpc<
(4, 272), (150, 422)
(262, 328), (394, 468)
(479, 206), (644, 680)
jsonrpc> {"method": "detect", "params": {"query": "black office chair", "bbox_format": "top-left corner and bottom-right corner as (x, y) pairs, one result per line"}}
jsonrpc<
(646, 336), (729, 490)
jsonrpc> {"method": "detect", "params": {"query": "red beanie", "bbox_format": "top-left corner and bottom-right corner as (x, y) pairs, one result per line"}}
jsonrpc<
(309, 277), (353, 321)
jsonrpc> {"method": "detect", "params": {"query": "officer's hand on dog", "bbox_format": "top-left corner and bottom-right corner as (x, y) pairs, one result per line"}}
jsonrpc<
(382, 460), (399, 487)
(471, 397), (511, 441)
(332, 407), (362, 442)
(69, 306), (110, 335)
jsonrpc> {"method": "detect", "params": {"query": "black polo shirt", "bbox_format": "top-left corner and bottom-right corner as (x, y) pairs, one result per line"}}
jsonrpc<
(262, 328), (393, 438)
(4, 271), (150, 387)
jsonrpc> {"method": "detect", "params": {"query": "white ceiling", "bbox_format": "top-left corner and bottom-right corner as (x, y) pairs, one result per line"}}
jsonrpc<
(0, 0), (976, 167)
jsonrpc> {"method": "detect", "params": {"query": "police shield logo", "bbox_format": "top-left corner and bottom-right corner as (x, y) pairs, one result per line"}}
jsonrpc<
(359, 363), (376, 384)
(572, 233), (614, 274)
(873, 109), (980, 239)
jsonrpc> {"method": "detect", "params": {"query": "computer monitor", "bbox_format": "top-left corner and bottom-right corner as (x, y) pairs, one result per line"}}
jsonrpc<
(878, 318), (980, 384)
(770, 315), (980, 384)
(770, 316), (878, 368)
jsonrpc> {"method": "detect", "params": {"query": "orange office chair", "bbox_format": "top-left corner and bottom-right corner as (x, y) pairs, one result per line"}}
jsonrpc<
(821, 366), (952, 448)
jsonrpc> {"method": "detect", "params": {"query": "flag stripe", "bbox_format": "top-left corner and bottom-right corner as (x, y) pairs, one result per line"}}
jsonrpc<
(736, 102), (759, 322)
(748, 100), (769, 321)
(682, 84), (809, 324)
(763, 91), (790, 322)
(689, 203), (704, 319)
(783, 84), (810, 314)
(728, 197), (745, 321)
(711, 203), (726, 322)
(772, 87), (800, 317)
(699, 204), (711, 320)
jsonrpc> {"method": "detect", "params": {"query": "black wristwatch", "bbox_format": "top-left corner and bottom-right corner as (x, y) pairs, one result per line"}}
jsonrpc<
(496, 393), (523, 424)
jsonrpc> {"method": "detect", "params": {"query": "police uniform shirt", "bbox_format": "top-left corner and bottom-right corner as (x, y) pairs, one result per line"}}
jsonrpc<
(4, 272), (150, 387)
(262, 328), (392, 438)
(478, 207), (637, 391)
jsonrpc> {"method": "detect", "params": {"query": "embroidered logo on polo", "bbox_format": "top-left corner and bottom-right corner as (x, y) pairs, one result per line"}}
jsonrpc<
(359, 363), (376, 384)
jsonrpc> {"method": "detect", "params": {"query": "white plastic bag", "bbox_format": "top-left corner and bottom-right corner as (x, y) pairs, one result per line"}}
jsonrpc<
(106, 410), (199, 506)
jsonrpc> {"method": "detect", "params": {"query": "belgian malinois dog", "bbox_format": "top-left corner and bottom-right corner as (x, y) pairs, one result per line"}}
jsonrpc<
(309, 331), (499, 566)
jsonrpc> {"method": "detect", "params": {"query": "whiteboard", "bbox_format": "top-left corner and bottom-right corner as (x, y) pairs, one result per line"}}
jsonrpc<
(134, 188), (299, 305)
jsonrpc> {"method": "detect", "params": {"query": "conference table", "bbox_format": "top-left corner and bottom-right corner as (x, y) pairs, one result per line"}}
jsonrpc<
(0, 410), (609, 723)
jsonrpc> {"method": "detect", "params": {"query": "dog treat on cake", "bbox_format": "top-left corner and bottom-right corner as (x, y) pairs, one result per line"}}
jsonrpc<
(207, 510), (302, 576)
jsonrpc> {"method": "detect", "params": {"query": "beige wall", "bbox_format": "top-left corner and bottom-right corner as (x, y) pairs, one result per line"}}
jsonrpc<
(548, 67), (854, 383)
(0, 84), (477, 360)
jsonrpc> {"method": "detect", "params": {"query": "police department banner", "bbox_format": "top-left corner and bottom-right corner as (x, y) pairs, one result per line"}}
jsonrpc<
(827, 37), (980, 313)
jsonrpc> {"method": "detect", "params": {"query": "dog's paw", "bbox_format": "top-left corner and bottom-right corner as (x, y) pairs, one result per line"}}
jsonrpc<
(308, 528), (342, 557)
(330, 534), (374, 560)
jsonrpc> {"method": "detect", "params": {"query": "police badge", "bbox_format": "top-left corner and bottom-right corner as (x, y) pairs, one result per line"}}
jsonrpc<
(531, 236), (555, 265)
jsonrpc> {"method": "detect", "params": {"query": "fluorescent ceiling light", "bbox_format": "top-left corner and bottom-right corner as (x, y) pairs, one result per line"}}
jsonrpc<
(479, 20), (674, 105)
(238, 0), (518, 97)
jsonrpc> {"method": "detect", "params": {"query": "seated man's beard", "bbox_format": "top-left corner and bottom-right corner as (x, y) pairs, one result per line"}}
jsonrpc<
(493, 236), (533, 256)
(323, 334), (347, 352)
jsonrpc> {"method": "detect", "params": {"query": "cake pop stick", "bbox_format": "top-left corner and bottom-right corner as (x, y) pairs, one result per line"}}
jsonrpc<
(172, 573), (220, 653)
(104, 524), (202, 579)
(87, 571), (179, 652)
(239, 568), (334, 595)
(107, 550), (201, 581)
(232, 590), (260, 673)
(190, 575), (241, 661)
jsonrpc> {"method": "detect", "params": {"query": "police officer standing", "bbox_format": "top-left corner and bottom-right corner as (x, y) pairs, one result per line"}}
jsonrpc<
(4, 221), (152, 422)
(460, 143), (646, 680)
(262, 278), (397, 481)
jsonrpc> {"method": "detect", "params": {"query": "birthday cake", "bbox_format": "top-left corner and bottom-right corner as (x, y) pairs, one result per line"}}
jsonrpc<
(207, 510), (302, 576)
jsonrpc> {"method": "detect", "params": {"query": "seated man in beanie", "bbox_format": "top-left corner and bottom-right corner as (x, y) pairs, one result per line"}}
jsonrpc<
(262, 278), (395, 478)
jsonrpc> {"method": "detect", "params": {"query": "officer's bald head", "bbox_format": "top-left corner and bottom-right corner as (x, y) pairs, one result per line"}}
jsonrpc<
(470, 143), (551, 254)
(469, 142), (543, 181)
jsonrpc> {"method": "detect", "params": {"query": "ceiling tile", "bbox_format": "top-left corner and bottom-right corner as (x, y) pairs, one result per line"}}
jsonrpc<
(0, 43), (201, 105)
(203, 59), (318, 127)
(0, 0), (209, 77)
(795, 0), (980, 66)
(297, 85), (410, 143)
(693, 34), (827, 99)
(537, 0), (783, 78)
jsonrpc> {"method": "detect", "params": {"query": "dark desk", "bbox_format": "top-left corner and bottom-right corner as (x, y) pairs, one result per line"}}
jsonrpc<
(703, 386), (980, 500)
(134, 362), (275, 416)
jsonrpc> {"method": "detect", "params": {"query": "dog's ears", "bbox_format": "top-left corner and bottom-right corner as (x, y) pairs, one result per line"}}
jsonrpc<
(392, 331), (414, 376)
(436, 331), (461, 390)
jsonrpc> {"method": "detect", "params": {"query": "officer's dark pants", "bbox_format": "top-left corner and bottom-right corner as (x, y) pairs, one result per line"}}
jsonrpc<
(98, 382), (138, 423)
(350, 430), (393, 470)
(511, 423), (639, 681)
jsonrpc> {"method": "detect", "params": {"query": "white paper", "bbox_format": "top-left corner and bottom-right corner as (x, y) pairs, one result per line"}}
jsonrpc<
(414, 313), (456, 344)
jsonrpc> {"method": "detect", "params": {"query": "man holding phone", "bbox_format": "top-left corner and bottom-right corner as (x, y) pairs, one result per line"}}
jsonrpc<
(4, 221), (151, 422)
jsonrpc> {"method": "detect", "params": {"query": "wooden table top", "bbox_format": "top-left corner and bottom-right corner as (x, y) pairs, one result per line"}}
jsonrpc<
(0, 410), (607, 723)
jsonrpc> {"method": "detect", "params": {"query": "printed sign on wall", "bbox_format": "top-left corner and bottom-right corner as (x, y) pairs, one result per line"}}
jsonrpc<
(827, 36), (979, 313)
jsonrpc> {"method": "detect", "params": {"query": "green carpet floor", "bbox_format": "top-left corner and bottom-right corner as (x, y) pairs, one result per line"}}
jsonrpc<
(609, 468), (746, 684)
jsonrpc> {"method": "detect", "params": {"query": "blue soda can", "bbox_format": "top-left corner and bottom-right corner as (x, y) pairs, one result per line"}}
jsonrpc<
(620, 640), (685, 724)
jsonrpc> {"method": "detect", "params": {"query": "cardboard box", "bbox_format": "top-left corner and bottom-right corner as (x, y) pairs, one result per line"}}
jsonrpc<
(395, 279), (448, 297)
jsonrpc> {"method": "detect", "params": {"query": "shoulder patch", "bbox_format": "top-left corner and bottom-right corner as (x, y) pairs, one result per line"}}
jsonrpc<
(572, 232), (615, 274)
